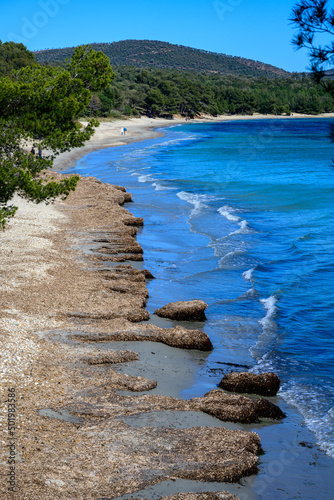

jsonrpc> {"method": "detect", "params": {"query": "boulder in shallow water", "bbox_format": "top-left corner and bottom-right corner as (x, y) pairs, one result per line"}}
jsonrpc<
(195, 389), (258, 423)
(160, 325), (212, 351)
(253, 398), (286, 420)
(191, 389), (285, 423)
(219, 371), (281, 396)
(155, 300), (208, 321)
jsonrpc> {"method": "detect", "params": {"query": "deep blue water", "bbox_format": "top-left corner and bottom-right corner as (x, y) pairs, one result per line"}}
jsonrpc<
(66, 118), (334, 458)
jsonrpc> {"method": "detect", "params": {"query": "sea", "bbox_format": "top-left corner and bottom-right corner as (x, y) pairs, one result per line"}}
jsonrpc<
(65, 118), (334, 474)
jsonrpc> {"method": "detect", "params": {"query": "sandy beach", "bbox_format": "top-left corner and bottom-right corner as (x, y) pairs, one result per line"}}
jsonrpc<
(0, 171), (264, 499)
(1, 113), (334, 499)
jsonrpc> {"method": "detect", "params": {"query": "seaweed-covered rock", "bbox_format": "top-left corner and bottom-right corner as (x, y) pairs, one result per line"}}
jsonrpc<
(123, 216), (144, 227)
(123, 192), (133, 203)
(109, 371), (157, 391)
(155, 300), (208, 321)
(191, 389), (285, 423)
(192, 389), (258, 424)
(253, 398), (286, 420)
(219, 371), (281, 396)
(161, 325), (212, 351)
(143, 269), (155, 280)
(126, 310), (150, 323)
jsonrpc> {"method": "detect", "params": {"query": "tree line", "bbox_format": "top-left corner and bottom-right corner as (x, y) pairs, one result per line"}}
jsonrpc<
(87, 66), (334, 118)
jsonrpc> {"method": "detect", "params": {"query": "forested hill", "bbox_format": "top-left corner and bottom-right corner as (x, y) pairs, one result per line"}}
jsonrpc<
(34, 40), (290, 78)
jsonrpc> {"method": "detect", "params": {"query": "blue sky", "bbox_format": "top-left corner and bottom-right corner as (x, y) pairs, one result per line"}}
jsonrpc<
(1, 0), (316, 72)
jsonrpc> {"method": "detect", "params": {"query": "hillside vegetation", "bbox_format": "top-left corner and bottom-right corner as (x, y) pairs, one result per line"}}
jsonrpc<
(0, 41), (35, 76)
(35, 40), (290, 78)
(87, 66), (334, 118)
(32, 40), (334, 118)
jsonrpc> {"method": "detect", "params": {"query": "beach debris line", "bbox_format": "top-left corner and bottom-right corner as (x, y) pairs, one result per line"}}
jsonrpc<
(155, 300), (208, 321)
(72, 385), (285, 424)
(82, 350), (139, 365)
(73, 323), (213, 351)
(110, 371), (158, 391)
(219, 371), (281, 397)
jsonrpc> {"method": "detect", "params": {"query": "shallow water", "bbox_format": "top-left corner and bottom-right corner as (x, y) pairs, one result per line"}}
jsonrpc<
(65, 118), (334, 463)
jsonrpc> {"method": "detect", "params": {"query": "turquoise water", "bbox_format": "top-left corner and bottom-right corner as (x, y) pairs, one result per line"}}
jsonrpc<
(66, 118), (334, 460)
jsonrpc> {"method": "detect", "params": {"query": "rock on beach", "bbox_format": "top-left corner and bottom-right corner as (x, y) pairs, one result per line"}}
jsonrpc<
(191, 389), (285, 423)
(155, 300), (208, 321)
(219, 371), (281, 397)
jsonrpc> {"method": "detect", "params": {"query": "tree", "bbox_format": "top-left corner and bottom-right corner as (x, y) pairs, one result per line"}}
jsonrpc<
(0, 44), (115, 228)
(0, 41), (35, 76)
(87, 94), (102, 116)
(145, 88), (165, 115)
(291, 0), (334, 140)
(291, 0), (334, 76)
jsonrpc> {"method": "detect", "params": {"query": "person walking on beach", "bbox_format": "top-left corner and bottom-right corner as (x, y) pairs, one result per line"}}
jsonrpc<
(38, 148), (42, 158)
(30, 147), (35, 155)
(121, 127), (124, 135)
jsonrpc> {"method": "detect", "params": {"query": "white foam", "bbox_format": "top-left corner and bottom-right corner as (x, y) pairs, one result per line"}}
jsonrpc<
(259, 295), (278, 329)
(239, 287), (258, 299)
(130, 168), (148, 176)
(229, 219), (250, 235)
(239, 219), (248, 231)
(152, 182), (175, 191)
(138, 174), (154, 183)
(282, 383), (334, 458)
(250, 352), (275, 374)
(177, 191), (210, 217)
(159, 134), (199, 146)
(218, 249), (245, 268)
(243, 267), (256, 281)
(249, 295), (279, 360)
(218, 205), (241, 222)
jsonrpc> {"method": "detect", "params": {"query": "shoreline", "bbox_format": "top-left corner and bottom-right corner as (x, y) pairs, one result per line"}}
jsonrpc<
(51, 114), (334, 499)
(1, 115), (334, 498)
(52, 112), (334, 172)
(0, 174), (262, 499)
